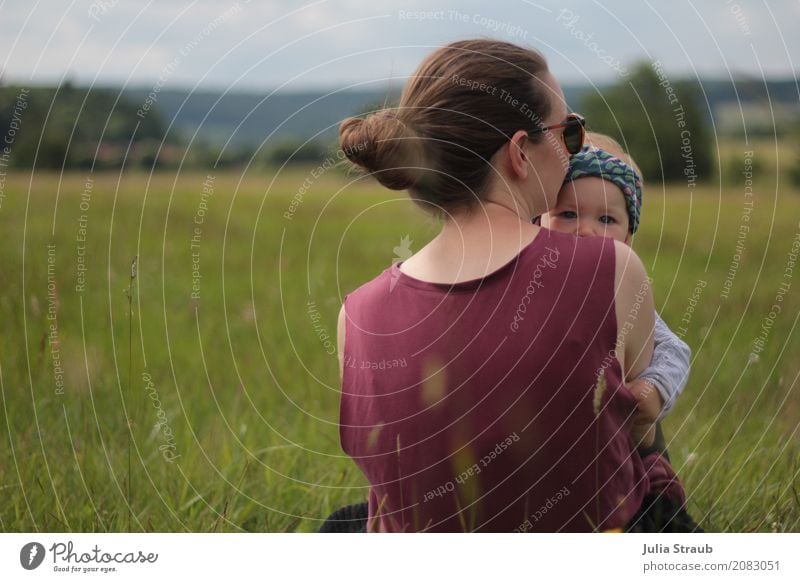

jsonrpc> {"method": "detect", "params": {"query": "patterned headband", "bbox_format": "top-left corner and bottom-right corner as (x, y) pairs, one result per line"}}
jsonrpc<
(564, 146), (643, 234)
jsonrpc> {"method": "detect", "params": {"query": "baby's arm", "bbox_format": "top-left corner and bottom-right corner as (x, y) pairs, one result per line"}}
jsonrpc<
(636, 313), (691, 420)
(627, 313), (691, 447)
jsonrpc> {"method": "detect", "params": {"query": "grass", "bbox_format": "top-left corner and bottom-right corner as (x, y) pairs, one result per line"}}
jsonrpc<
(0, 164), (798, 532)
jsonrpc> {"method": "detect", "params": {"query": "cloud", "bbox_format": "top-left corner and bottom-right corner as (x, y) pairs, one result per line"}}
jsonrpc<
(1, 0), (797, 91)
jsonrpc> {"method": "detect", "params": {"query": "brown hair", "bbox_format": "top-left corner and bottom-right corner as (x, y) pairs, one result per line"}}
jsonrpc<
(339, 39), (553, 213)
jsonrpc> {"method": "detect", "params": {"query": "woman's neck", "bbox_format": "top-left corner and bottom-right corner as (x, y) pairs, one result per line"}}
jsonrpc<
(442, 200), (530, 234)
(399, 201), (540, 284)
(481, 185), (538, 221)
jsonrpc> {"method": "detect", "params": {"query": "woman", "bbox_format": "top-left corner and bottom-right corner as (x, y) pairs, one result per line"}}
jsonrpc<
(327, 39), (696, 532)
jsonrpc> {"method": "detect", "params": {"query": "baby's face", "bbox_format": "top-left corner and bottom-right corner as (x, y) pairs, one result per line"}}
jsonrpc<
(541, 177), (631, 244)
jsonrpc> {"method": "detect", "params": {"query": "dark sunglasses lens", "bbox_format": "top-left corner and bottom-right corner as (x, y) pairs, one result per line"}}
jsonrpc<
(563, 120), (584, 155)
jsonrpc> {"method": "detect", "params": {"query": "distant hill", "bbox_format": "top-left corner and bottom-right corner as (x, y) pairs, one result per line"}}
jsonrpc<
(120, 87), (402, 149)
(119, 78), (798, 148)
(2, 77), (796, 170)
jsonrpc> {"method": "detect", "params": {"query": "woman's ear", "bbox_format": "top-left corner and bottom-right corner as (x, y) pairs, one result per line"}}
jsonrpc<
(506, 130), (530, 180)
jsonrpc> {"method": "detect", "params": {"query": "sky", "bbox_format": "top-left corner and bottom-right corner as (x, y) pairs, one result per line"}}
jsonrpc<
(0, 0), (798, 93)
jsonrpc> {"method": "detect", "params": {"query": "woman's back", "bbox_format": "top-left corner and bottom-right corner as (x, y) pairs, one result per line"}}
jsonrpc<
(340, 229), (649, 532)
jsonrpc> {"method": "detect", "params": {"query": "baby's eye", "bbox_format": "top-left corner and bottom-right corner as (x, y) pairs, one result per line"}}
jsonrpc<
(558, 210), (577, 219)
(599, 215), (617, 225)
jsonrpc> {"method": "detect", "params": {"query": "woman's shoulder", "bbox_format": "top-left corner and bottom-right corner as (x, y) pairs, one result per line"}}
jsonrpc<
(533, 227), (613, 249)
(529, 228), (617, 270)
(342, 264), (394, 312)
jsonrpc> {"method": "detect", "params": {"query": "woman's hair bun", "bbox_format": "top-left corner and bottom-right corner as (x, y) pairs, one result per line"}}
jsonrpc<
(339, 109), (424, 191)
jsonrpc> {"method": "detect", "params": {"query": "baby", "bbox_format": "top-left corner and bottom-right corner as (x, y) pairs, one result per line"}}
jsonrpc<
(540, 133), (690, 452)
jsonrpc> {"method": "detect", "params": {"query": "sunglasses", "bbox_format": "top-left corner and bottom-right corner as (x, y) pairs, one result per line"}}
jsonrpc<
(528, 113), (586, 155)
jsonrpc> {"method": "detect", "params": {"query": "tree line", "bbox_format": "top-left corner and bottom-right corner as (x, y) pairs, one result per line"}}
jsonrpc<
(2, 67), (796, 183)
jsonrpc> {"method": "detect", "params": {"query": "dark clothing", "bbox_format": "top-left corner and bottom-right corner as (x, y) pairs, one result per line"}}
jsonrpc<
(319, 493), (703, 533)
(318, 503), (370, 533)
(638, 422), (670, 462)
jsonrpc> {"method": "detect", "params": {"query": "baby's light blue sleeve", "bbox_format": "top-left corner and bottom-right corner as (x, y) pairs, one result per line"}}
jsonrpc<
(636, 313), (691, 420)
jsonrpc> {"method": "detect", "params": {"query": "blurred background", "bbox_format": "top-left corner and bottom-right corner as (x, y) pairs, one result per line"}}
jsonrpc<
(1, 0), (798, 532)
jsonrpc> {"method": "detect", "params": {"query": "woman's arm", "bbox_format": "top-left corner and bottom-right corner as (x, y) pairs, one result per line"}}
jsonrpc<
(613, 241), (655, 381)
(613, 242), (656, 447)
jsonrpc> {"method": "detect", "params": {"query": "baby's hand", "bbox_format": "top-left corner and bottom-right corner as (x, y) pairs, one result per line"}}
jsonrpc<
(627, 378), (663, 448)
(628, 378), (663, 423)
(630, 423), (656, 448)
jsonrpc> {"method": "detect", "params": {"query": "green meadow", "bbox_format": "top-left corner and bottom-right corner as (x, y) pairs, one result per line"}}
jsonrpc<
(1, 160), (798, 532)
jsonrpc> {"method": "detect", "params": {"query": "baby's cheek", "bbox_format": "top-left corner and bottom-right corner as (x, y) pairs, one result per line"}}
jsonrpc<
(611, 225), (629, 243)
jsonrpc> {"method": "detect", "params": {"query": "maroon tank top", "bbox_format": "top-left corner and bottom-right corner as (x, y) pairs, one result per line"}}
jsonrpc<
(340, 228), (656, 532)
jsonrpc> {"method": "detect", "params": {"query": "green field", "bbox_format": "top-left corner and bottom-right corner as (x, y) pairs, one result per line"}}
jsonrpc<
(1, 166), (799, 532)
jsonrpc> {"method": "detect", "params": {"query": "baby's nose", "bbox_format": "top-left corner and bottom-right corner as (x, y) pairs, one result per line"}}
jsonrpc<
(577, 221), (599, 238)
